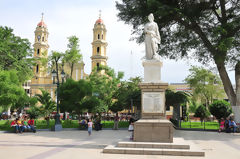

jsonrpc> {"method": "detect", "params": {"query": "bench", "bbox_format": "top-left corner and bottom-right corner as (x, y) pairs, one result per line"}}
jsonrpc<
(11, 126), (36, 133)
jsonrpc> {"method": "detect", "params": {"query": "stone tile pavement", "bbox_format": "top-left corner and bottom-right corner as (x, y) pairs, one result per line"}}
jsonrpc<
(0, 129), (239, 159)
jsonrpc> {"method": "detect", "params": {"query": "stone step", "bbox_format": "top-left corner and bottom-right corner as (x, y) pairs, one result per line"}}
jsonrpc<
(103, 145), (205, 156)
(117, 141), (190, 149)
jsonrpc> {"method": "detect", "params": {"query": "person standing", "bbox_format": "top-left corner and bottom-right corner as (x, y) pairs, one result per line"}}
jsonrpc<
(113, 114), (119, 130)
(128, 117), (135, 140)
(88, 119), (93, 136)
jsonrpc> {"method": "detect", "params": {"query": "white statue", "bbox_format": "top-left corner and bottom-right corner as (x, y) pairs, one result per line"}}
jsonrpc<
(144, 13), (161, 60)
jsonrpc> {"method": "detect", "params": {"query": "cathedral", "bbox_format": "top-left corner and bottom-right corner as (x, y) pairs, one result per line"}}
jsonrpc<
(26, 13), (108, 97)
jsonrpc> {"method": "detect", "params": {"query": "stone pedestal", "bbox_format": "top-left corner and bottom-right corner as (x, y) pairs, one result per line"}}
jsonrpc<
(143, 60), (162, 83)
(139, 83), (168, 119)
(134, 59), (173, 143)
(134, 119), (173, 142)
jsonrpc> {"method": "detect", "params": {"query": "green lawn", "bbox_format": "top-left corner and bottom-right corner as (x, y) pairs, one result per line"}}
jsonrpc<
(0, 119), (220, 131)
(180, 121), (219, 130)
(0, 120), (130, 131)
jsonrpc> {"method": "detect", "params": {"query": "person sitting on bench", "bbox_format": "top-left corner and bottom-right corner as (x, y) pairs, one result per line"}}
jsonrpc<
(229, 118), (237, 133)
(28, 117), (36, 133)
(10, 118), (21, 133)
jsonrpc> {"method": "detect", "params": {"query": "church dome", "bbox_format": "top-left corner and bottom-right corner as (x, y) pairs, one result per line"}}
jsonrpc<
(95, 18), (104, 24)
(37, 21), (47, 27)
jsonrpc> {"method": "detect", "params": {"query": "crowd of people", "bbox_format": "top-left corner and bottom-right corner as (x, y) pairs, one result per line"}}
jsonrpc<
(10, 116), (36, 133)
(219, 117), (238, 133)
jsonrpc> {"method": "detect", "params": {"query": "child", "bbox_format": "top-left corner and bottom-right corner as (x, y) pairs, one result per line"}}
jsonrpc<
(218, 118), (225, 133)
(88, 119), (93, 136)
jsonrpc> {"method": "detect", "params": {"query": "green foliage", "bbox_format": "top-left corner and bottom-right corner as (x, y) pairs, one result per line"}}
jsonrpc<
(0, 120), (130, 131)
(125, 77), (141, 110)
(166, 89), (189, 120)
(185, 66), (224, 106)
(181, 121), (219, 130)
(35, 89), (56, 118)
(209, 100), (232, 121)
(64, 35), (82, 78)
(194, 105), (209, 122)
(26, 105), (41, 119)
(188, 100), (198, 113)
(59, 79), (93, 114)
(0, 70), (27, 109)
(109, 77), (142, 113)
(116, 1), (240, 64)
(116, 0), (240, 106)
(88, 65), (124, 113)
(166, 89), (189, 107)
(0, 26), (34, 82)
(49, 51), (64, 83)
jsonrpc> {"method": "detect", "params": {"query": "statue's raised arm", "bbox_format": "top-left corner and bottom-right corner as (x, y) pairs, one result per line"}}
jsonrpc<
(144, 13), (161, 60)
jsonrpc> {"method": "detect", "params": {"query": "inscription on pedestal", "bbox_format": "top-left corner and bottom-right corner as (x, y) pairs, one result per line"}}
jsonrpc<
(142, 92), (164, 113)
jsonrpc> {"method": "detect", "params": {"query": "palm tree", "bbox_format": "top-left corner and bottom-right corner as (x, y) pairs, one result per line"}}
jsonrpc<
(35, 89), (56, 127)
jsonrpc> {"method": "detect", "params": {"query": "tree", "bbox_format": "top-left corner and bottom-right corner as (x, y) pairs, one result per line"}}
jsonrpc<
(116, 0), (240, 121)
(185, 66), (225, 107)
(64, 36), (82, 79)
(165, 89), (189, 120)
(58, 78), (93, 117)
(209, 100), (232, 122)
(125, 77), (142, 112)
(88, 65), (124, 114)
(26, 105), (41, 119)
(109, 81), (128, 113)
(49, 51), (64, 83)
(35, 89), (56, 126)
(0, 70), (26, 109)
(0, 26), (34, 82)
(194, 105), (209, 124)
(110, 77), (142, 114)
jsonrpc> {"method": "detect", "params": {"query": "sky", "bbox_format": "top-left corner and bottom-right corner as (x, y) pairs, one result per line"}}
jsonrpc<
(0, 0), (235, 83)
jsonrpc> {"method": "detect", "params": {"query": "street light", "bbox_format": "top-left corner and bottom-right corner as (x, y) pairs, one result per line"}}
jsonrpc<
(52, 69), (65, 131)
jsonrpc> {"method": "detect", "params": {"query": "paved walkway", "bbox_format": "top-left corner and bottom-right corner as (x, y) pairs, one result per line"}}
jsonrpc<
(0, 129), (239, 159)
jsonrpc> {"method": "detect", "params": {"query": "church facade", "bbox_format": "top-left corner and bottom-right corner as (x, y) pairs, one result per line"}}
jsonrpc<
(25, 13), (108, 98)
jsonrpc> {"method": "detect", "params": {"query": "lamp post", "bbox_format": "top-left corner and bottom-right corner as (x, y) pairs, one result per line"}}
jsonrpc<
(52, 69), (65, 131)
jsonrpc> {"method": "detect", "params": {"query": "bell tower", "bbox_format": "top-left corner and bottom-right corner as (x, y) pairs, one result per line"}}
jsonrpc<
(33, 13), (49, 78)
(31, 13), (51, 96)
(91, 11), (108, 72)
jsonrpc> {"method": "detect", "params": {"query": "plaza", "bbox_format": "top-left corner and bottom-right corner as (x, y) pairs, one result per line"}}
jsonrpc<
(0, 129), (239, 159)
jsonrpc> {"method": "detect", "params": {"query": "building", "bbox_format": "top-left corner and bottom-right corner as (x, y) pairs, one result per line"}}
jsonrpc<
(29, 14), (88, 97)
(91, 12), (108, 72)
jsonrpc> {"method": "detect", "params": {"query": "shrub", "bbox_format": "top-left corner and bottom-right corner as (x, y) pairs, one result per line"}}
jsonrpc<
(209, 100), (232, 122)
(194, 105), (209, 124)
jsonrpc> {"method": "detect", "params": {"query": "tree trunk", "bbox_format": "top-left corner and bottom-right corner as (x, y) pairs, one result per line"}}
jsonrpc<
(216, 61), (236, 106)
(70, 63), (74, 79)
(233, 62), (240, 123)
(172, 106), (179, 120)
(235, 62), (240, 106)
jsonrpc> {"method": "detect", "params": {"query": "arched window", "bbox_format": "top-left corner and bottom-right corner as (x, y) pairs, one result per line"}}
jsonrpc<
(36, 65), (39, 73)
(98, 34), (100, 39)
(97, 47), (100, 53)
(42, 36), (44, 41)
(37, 49), (40, 55)
(102, 34), (103, 39)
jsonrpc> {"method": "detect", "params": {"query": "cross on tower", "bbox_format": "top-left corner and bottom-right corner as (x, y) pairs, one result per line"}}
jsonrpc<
(41, 13), (44, 21)
(99, 10), (101, 19)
